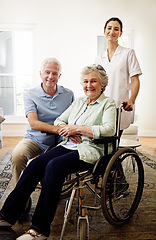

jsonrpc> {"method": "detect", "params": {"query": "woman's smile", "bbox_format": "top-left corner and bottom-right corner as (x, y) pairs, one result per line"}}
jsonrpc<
(83, 72), (103, 103)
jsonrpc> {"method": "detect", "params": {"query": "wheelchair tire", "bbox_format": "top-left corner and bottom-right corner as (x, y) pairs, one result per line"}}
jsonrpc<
(80, 219), (88, 240)
(101, 148), (144, 225)
(60, 174), (77, 199)
(60, 182), (76, 199)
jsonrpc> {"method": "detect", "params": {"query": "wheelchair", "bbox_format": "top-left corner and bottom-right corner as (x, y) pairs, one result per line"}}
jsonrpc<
(56, 104), (145, 240)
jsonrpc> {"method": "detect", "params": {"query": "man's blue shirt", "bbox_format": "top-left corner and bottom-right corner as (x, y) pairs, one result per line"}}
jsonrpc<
(23, 84), (74, 151)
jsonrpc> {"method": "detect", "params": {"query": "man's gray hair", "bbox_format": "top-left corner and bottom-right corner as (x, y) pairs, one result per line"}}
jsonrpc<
(40, 58), (62, 73)
(80, 64), (108, 91)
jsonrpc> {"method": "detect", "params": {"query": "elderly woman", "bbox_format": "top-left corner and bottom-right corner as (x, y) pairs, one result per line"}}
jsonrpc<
(0, 64), (116, 240)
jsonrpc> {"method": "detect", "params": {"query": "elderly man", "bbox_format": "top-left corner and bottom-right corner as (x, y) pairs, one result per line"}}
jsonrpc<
(11, 58), (74, 188)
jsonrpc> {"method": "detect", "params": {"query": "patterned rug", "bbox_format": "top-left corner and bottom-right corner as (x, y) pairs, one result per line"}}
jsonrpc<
(0, 150), (12, 199)
(0, 149), (155, 239)
(0, 149), (155, 201)
(137, 149), (156, 169)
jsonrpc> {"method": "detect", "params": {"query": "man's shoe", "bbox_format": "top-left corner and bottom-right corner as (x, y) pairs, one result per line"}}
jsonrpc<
(0, 219), (12, 227)
(16, 229), (47, 240)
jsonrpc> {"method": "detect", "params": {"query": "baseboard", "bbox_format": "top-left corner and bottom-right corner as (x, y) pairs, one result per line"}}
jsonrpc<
(139, 130), (156, 137)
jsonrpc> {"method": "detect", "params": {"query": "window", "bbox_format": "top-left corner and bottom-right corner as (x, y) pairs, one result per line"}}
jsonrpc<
(0, 26), (34, 115)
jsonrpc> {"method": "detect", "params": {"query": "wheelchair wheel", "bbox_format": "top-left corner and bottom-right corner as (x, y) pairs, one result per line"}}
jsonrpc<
(101, 148), (144, 225)
(60, 169), (92, 199)
(80, 219), (87, 240)
(60, 174), (77, 199)
(37, 175), (75, 200)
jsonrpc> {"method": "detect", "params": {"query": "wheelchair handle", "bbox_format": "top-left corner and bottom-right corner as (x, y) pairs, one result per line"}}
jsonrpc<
(122, 102), (127, 108)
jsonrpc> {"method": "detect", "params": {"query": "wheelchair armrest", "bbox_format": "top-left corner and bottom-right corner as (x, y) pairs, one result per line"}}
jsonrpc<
(92, 136), (118, 144)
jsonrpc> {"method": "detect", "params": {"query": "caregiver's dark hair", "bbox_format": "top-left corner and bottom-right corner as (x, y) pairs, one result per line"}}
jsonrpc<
(104, 17), (123, 32)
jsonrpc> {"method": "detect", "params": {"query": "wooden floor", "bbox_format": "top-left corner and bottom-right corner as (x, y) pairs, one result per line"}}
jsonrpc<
(0, 136), (156, 158)
(138, 136), (156, 156)
(0, 137), (23, 158)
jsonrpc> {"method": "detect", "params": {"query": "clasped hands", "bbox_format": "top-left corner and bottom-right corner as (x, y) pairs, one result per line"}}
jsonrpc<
(59, 125), (82, 144)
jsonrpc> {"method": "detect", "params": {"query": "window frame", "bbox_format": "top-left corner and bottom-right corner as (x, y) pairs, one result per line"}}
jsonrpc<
(0, 23), (36, 122)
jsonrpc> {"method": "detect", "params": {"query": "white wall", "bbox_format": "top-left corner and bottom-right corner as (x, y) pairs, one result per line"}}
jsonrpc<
(0, 0), (156, 136)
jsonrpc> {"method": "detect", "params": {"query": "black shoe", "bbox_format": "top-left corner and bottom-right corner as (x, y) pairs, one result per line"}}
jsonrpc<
(18, 197), (32, 220)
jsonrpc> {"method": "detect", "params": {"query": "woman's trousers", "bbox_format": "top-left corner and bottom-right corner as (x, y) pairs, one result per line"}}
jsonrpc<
(0, 146), (92, 236)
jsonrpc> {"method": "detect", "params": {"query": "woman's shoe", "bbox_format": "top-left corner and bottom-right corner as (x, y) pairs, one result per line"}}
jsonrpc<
(16, 229), (47, 240)
(0, 218), (12, 227)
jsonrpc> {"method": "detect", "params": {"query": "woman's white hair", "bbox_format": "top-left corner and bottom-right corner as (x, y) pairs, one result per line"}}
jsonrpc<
(80, 64), (108, 91)
(40, 58), (62, 73)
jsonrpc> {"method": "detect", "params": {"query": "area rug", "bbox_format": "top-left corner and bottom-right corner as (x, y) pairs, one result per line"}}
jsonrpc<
(0, 149), (155, 239)
(137, 148), (156, 169)
(0, 149), (155, 201)
(0, 150), (12, 200)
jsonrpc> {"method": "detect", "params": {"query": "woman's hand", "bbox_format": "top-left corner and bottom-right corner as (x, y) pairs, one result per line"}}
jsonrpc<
(59, 125), (82, 144)
(123, 101), (133, 111)
(59, 125), (78, 137)
(69, 135), (82, 144)
(59, 124), (93, 139)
